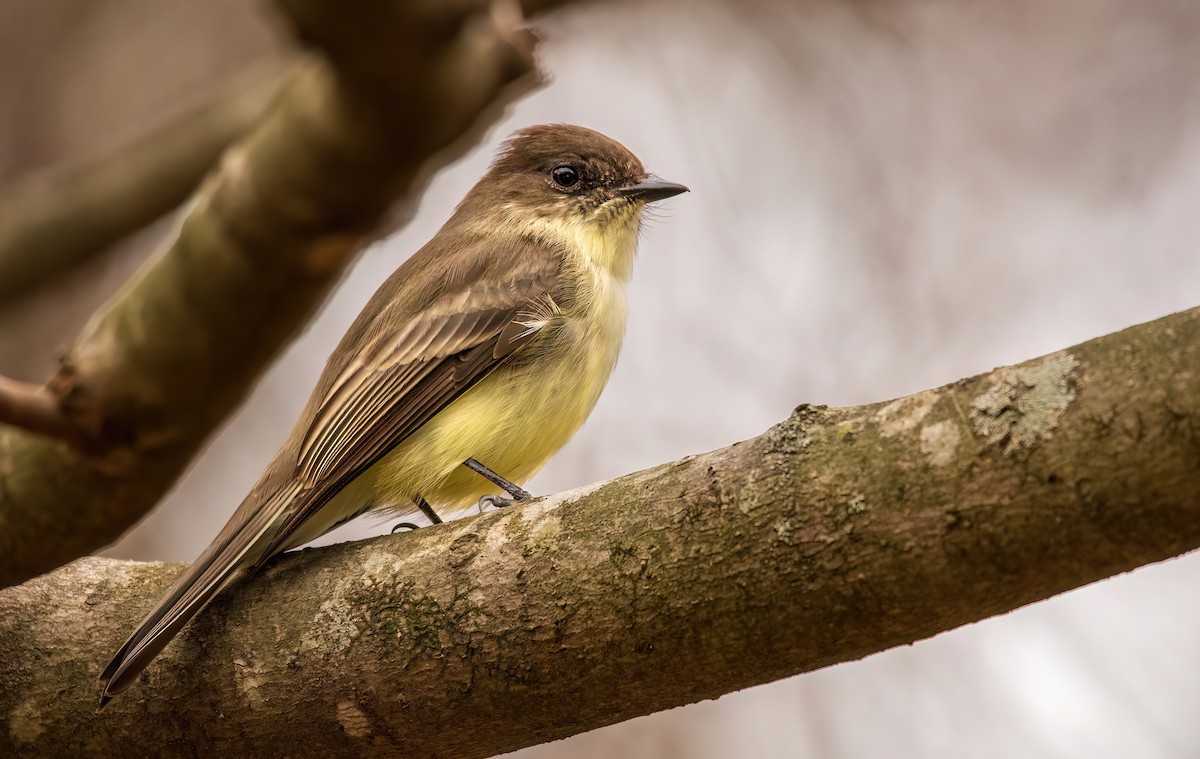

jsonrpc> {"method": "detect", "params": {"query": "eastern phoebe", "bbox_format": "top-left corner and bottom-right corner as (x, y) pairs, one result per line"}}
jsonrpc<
(99, 124), (688, 704)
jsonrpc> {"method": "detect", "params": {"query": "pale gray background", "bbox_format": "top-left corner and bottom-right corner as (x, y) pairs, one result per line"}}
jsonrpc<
(2, 1), (1198, 756)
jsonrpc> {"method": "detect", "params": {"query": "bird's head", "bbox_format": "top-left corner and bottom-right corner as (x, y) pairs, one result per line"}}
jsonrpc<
(463, 123), (688, 231)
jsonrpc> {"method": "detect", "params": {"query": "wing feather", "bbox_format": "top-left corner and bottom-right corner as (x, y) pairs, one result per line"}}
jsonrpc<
(258, 308), (547, 561)
(296, 306), (521, 482)
(100, 481), (301, 699)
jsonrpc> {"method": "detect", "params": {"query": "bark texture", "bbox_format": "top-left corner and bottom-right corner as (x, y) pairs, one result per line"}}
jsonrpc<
(2, 307), (1197, 759)
(0, 0), (539, 588)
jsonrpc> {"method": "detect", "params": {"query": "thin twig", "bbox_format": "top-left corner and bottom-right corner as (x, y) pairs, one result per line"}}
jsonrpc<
(0, 374), (73, 441)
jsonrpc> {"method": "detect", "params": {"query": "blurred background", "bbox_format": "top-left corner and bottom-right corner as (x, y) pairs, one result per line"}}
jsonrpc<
(2, 0), (1199, 756)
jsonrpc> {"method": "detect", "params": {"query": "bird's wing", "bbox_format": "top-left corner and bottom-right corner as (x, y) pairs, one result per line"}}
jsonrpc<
(100, 243), (560, 702)
(263, 293), (553, 558)
(296, 293), (538, 485)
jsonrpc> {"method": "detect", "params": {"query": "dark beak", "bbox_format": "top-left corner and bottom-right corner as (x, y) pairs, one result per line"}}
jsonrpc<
(616, 178), (690, 203)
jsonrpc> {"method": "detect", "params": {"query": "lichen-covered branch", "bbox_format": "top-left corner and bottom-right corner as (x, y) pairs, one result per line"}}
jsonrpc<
(0, 0), (540, 588)
(0, 63), (285, 306)
(2, 307), (1197, 759)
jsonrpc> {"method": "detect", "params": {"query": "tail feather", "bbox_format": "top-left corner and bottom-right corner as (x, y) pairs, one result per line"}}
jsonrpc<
(98, 484), (299, 706)
(99, 568), (239, 702)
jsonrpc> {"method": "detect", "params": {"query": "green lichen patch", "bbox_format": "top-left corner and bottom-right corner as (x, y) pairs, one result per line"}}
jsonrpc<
(970, 353), (1080, 454)
(846, 493), (867, 514)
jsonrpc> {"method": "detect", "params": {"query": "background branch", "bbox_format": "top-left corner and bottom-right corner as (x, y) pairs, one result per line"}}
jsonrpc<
(0, 0), (541, 589)
(2, 306), (1197, 758)
(0, 63), (285, 306)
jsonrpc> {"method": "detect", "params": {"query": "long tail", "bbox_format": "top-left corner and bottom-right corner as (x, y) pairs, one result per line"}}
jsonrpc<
(98, 484), (298, 707)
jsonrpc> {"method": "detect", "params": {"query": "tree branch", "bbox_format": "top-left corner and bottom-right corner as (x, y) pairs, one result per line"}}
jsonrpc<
(0, 0), (541, 589)
(2, 306), (1197, 758)
(0, 63), (285, 306)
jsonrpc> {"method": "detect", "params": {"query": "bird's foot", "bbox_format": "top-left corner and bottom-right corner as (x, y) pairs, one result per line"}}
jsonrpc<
(476, 494), (521, 514)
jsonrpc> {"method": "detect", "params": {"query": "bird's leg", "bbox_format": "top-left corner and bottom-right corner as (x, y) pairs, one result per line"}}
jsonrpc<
(391, 495), (443, 533)
(464, 458), (532, 500)
(464, 458), (531, 511)
(415, 495), (444, 524)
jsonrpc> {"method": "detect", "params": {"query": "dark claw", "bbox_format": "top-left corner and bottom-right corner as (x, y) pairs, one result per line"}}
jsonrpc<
(391, 522), (421, 534)
(476, 494), (515, 514)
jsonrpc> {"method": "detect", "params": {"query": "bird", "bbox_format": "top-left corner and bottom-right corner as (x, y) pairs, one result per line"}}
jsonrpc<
(99, 123), (688, 705)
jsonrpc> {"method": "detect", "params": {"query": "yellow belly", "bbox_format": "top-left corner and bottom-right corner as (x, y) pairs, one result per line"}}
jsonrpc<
(368, 308), (623, 519)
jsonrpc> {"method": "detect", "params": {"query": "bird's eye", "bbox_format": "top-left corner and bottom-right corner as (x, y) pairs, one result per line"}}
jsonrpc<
(551, 165), (580, 188)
